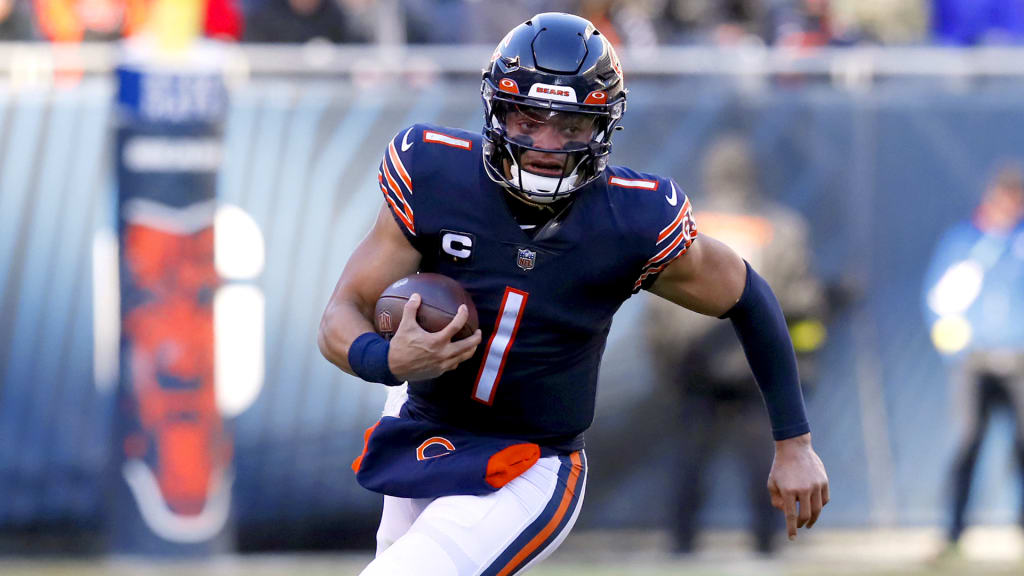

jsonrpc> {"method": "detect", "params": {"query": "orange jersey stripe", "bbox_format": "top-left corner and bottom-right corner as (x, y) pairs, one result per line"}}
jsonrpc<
(351, 421), (380, 474)
(496, 452), (583, 576)
(633, 250), (687, 291)
(388, 140), (413, 193)
(378, 168), (413, 226)
(657, 198), (691, 243)
(380, 182), (415, 235)
(380, 165), (413, 223)
(379, 170), (414, 225)
(657, 207), (684, 243)
(645, 226), (690, 267)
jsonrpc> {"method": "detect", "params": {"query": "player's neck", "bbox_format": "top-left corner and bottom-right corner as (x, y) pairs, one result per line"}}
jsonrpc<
(501, 190), (572, 239)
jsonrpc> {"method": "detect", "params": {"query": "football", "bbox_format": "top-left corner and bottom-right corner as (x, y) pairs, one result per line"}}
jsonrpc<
(374, 273), (479, 340)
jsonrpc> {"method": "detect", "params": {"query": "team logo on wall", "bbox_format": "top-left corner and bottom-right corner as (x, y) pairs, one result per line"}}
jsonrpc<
(517, 248), (536, 271)
(119, 218), (232, 544)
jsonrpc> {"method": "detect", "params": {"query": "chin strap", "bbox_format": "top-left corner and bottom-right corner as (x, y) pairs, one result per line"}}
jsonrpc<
(508, 160), (582, 204)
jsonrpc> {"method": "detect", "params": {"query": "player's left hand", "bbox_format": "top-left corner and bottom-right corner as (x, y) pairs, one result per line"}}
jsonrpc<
(767, 432), (829, 541)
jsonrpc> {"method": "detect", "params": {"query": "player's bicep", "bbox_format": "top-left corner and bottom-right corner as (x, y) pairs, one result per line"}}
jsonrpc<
(333, 204), (422, 317)
(648, 234), (746, 317)
(318, 205), (420, 370)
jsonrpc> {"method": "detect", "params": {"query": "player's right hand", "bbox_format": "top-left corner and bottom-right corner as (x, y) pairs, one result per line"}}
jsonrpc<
(386, 293), (483, 382)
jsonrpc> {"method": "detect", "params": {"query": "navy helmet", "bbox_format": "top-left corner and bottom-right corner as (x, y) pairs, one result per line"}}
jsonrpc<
(481, 13), (627, 205)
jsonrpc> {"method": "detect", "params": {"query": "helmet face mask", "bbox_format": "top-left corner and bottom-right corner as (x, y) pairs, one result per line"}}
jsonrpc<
(481, 13), (627, 205)
(492, 102), (602, 201)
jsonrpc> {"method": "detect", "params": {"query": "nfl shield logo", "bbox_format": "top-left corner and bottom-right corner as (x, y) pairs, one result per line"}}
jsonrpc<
(517, 248), (536, 271)
(377, 310), (393, 335)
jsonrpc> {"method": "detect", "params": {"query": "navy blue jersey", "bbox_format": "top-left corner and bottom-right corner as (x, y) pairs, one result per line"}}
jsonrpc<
(378, 123), (698, 450)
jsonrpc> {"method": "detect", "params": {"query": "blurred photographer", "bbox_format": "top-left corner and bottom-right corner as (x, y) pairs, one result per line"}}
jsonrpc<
(923, 162), (1024, 556)
(646, 134), (826, 554)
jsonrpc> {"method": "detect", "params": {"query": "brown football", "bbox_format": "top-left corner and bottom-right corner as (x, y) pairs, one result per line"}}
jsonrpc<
(374, 273), (479, 340)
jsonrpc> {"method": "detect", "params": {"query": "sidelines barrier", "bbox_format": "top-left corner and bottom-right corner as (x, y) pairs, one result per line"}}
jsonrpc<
(1, 45), (1023, 548)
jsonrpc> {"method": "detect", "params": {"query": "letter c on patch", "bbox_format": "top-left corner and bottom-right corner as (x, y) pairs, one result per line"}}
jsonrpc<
(442, 232), (473, 260)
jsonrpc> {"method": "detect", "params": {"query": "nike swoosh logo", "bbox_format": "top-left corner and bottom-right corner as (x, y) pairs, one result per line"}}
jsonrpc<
(401, 128), (414, 152)
(666, 182), (678, 206)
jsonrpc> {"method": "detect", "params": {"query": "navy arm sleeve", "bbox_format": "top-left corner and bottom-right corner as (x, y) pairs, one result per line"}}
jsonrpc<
(721, 260), (811, 440)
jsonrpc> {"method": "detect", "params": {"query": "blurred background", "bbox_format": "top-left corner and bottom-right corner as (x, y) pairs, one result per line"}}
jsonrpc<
(2, 0), (1024, 574)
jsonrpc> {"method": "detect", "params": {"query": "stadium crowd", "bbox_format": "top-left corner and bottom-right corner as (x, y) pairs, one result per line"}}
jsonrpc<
(0, 0), (1022, 47)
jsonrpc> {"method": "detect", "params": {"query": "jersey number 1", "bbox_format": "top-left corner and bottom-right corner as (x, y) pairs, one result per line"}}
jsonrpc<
(471, 287), (529, 405)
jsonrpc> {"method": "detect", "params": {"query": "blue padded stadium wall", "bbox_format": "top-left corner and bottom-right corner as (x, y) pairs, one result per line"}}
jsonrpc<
(1, 72), (1022, 548)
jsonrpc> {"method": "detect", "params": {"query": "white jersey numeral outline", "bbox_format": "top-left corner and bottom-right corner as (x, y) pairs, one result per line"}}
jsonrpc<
(472, 287), (529, 405)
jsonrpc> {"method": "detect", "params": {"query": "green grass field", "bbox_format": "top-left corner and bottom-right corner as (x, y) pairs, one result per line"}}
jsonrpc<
(2, 556), (1024, 576)
(3, 528), (1022, 576)
(2, 556), (1023, 576)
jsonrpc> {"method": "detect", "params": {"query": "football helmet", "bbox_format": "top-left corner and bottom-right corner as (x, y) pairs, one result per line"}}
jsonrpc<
(482, 13), (627, 205)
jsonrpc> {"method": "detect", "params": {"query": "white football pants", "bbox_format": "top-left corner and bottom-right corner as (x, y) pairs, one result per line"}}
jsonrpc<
(359, 385), (587, 576)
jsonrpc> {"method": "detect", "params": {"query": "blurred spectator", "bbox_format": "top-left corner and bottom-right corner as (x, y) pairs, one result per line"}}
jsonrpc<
(34, 0), (131, 41)
(402, 0), (576, 44)
(33, 0), (241, 43)
(646, 134), (826, 554)
(933, 0), (1024, 45)
(338, 0), (379, 41)
(922, 163), (1024, 556)
(578, 0), (658, 48)
(0, 0), (36, 39)
(656, 0), (771, 45)
(829, 0), (929, 44)
(771, 0), (835, 47)
(652, 0), (848, 48)
(243, 0), (368, 42)
(205, 0), (243, 39)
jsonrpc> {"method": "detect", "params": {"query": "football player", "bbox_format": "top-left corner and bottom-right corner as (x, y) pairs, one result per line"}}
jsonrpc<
(319, 12), (829, 575)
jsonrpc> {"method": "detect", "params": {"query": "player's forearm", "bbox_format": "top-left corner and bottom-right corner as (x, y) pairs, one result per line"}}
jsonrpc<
(722, 261), (810, 440)
(318, 295), (376, 376)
